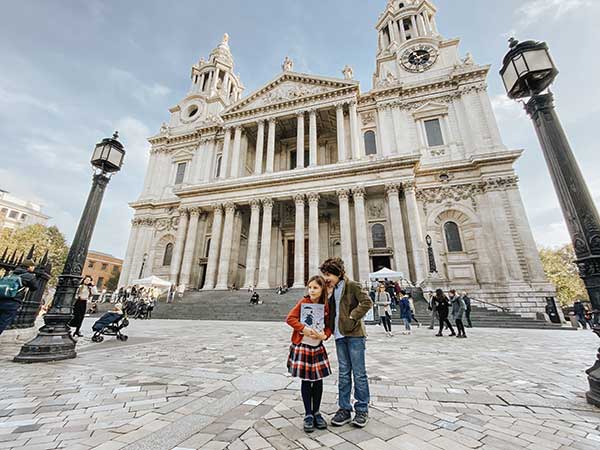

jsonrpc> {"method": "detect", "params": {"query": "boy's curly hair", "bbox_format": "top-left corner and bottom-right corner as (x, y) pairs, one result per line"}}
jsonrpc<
(319, 257), (345, 277)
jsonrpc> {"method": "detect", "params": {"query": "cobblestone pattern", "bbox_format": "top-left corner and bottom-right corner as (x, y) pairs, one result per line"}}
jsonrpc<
(0, 319), (599, 450)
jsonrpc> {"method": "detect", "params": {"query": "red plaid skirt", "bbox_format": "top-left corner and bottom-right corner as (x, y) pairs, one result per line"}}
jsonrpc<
(287, 343), (331, 381)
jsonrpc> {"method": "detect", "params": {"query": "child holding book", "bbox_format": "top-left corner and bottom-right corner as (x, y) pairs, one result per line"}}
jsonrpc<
(286, 275), (332, 433)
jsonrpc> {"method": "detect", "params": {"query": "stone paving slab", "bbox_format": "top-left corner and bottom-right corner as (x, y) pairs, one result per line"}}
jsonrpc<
(0, 319), (599, 450)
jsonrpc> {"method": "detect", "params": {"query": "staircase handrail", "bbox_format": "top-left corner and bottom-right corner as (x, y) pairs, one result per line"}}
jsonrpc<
(469, 296), (508, 313)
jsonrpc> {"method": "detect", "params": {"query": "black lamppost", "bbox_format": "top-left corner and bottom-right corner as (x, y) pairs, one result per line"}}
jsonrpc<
(500, 38), (600, 407)
(14, 132), (125, 363)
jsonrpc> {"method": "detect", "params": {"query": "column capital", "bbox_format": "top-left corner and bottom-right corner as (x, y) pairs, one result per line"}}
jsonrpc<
(261, 197), (274, 208)
(224, 202), (236, 213)
(250, 198), (261, 210)
(211, 203), (224, 215)
(308, 108), (318, 117)
(294, 193), (305, 205)
(352, 185), (366, 199)
(402, 180), (417, 193)
(296, 110), (306, 117)
(307, 192), (320, 204)
(385, 183), (401, 196)
(255, 119), (266, 127)
(336, 188), (351, 201)
(348, 99), (358, 107)
(178, 207), (189, 216)
(267, 117), (277, 125)
(222, 125), (233, 131)
(335, 101), (347, 110)
(189, 207), (202, 217)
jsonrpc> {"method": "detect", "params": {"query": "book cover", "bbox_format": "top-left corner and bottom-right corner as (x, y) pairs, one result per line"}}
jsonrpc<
(300, 303), (324, 333)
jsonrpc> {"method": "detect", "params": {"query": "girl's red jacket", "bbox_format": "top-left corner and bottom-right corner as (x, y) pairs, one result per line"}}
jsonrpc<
(285, 296), (332, 345)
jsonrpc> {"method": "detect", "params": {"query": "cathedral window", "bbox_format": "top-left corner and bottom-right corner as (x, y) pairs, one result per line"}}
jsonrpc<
(444, 221), (463, 252)
(371, 224), (387, 248)
(382, 26), (391, 47)
(215, 155), (222, 178)
(364, 131), (377, 155)
(174, 162), (187, 185)
(205, 239), (211, 257)
(424, 119), (444, 147)
(163, 243), (174, 266)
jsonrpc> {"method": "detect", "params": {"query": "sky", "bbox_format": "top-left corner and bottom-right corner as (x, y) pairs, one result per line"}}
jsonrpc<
(0, 0), (598, 259)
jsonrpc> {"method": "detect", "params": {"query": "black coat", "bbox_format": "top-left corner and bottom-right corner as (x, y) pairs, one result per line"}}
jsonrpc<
(434, 295), (450, 318)
(11, 267), (38, 303)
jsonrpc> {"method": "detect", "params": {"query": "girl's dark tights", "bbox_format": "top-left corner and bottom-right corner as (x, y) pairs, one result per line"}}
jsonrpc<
(301, 380), (323, 416)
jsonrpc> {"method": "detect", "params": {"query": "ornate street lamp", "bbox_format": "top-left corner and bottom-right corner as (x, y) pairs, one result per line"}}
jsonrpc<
(500, 39), (600, 407)
(14, 132), (125, 363)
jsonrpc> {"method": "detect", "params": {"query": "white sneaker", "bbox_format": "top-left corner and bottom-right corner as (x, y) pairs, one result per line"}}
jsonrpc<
(389, 332), (394, 337)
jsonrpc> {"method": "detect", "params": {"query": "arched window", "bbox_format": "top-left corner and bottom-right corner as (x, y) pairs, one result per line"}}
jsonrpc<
(444, 221), (463, 252)
(163, 243), (174, 266)
(364, 131), (377, 156)
(215, 155), (222, 178)
(372, 224), (387, 248)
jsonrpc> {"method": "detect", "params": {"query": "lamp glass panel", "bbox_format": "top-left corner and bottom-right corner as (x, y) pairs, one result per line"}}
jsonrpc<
(107, 148), (123, 167)
(502, 63), (519, 94)
(92, 144), (103, 161)
(525, 49), (554, 72)
(513, 54), (529, 76)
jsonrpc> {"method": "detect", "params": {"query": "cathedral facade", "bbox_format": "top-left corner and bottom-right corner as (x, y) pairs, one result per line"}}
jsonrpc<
(119, 0), (555, 317)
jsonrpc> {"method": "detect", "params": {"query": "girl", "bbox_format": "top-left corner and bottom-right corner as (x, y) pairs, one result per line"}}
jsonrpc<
(286, 275), (332, 433)
(70, 276), (95, 337)
(375, 284), (393, 337)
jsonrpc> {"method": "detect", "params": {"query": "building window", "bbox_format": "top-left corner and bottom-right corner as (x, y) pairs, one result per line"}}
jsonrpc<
(371, 224), (387, 248)
(215, 155), (222, 178)
(20, 213), (27, 221)
(174, 162), (187, 185)
(444, 221), (463, 252)
(101, 263), (108, 271)
(289, 150), (310, 169)
(424, 119), (444, 147)
(205, 239), (211, 257)
(8, 210), (18, 219)
(364, 131), (377, 155)
(88, 261), (95, 269)
(163, 243), (174, 266)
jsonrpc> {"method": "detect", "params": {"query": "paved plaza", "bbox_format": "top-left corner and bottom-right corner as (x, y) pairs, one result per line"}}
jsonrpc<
(1, 320), (599, 450)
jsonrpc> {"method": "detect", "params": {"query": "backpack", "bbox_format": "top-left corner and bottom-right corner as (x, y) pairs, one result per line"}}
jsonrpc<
(0, 273), (25, 300)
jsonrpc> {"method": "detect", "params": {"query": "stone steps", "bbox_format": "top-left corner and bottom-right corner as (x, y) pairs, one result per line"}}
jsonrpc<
(147, 289), (567, 330)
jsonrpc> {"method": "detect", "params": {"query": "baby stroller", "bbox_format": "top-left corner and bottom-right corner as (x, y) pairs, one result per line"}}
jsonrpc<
(91, 310), (129, 342)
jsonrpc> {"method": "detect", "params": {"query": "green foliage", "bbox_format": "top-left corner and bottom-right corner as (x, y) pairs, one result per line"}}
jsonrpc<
(105, 268), (121, 291)
(0, 224), (69, 287)
(539, 244), (588, 307)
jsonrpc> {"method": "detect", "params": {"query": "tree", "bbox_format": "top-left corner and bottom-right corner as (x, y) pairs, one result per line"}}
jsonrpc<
(0, 224), (69, 287)
(539, 244), (588, 307)
(105, 268), (121, 291)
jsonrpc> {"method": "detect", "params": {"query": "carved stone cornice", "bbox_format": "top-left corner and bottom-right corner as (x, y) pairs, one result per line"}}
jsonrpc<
(132, 217), (156, 227)
(483, 176), (519, 192)
(154, 216), (179, 232)
(415, 182), (485, 214)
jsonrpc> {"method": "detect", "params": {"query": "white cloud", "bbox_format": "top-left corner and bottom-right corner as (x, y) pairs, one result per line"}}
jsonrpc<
(0, 85), (61, 115)
(517, 0), (591, 27)
(108, 68), (171, 104)
(490, 94), (527, 124)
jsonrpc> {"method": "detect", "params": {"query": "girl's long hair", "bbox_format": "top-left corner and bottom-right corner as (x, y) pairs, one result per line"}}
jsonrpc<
(306, 275), (328, 305)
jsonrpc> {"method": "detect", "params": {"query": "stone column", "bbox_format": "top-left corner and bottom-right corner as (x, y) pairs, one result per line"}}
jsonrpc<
(215, 202), (236, 290)
(399, 19), (407, 42)
(377, 105), (393, 157)
(179, 208), (201, 286)
(404, 182), (427, 283)
(293, 194), (305, 288)
(385, 184), (410, 277)
(202, 205), (224, 290)
(118, 220), (141, 287)
(352, 186), (371, 284)
(244, 199), (261, 288)
(309, 109), (318, 167)
(296, 111), (305, 169)
(423, 12), (432, 34)
(254, 120), (265, 175)
(230, 126), (243, 178)
(257, 198), (274, 289)
(349, 100), (362, 160)
(337, 189), (354, 280)
(220, 127), (232, 180)
(388, 19), (399, 43)
(170, 208), (189, 284)
(506, 185), (547, 282)
(266, 119), (276, 173)
(202, 138), (216, 182)
(410, 15), (418, 37)
(417, 14), (426, 36)
(308, 193), (320, 278)
(336, 103), (347, 162)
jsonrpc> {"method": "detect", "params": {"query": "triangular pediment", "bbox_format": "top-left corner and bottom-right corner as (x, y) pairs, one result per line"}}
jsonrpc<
(223, 71), (358, 115)
(412, 101), (448, 119)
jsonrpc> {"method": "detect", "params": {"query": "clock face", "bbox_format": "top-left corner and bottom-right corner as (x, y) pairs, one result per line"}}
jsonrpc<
(400, 45), (439, 73)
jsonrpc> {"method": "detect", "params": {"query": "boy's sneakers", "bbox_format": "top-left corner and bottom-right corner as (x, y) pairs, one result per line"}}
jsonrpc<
(303, 415), (314, 433)
(331, 409), (352, 426)
(352, 411), (369, 428)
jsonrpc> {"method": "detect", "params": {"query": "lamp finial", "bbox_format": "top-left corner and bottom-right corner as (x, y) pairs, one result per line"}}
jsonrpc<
(508, 37), (519, 49)
(113, 131), (119, 140)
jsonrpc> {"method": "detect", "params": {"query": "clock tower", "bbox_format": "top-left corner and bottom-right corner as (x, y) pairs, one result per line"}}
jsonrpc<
(373, 0), (464, 86)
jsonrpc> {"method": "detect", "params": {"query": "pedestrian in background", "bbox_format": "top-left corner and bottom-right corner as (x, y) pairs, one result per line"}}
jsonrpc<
(461, 291), (472, 328)
(433, 289), (455, 337)
(375, 284), (393, 337)
(399, 290), (412, 335)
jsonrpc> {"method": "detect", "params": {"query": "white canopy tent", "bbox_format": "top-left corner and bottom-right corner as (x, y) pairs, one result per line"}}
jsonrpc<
(130, 275), (172, 290)
(368, 267), (404, 280)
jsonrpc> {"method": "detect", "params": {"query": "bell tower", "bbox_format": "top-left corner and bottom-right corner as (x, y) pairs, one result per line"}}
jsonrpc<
(373, 0), (463, 87)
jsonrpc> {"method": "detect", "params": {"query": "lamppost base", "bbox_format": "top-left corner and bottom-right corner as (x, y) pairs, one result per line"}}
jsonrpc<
(13, 314), (77, 363)
(586, 326), (600, 407)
